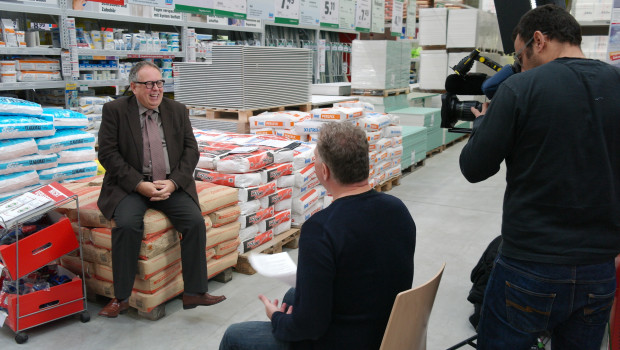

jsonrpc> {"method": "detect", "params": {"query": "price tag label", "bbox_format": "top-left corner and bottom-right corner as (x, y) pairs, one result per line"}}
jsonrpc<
(371, 0), (384, 33)
(355, 0), (371, 32)
(275, 0), (301, 25)
(320, 0), (339, 28)
(391, 0), (404, 36)
(338, 0), (354, 30)
(214, 0), (247, 19)
(79, 84), (89, 91)
(406, 2), (417, 37)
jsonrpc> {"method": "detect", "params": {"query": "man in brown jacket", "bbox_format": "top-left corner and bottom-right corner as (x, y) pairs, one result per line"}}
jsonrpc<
(97, 61), (225, 318)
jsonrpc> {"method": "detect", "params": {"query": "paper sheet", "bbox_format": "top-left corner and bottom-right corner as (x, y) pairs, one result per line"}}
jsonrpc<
(248, 252), (297, 287)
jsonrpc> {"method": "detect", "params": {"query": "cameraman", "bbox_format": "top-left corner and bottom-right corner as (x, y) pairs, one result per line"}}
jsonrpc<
(459, 5), (620, 350)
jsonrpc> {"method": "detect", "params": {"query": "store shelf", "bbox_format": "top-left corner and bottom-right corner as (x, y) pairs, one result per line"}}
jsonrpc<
(66, 9), (185, 27)
(187, 21), (264, 33)
(79, 67), (119, 71)
(265, 21), (359, 34)
(0, 47), (62, 56)
(579, 20), (611, 27)
(77, 49), (182, 58)
(77, 79), (129, 87)
(0, 2), (61, 15)
(0, 81), (66, 91)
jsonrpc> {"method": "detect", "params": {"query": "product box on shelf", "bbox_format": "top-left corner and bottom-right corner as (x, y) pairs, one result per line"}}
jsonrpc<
(3, 265), (84, 331)
(0, 211), (78, 280)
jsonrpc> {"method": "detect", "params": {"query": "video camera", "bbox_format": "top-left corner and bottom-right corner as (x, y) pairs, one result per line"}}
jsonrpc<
(440, 49), (505, 133)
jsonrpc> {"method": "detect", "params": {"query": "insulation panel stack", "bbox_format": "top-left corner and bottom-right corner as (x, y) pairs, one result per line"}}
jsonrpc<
(351, 40), (412, 90)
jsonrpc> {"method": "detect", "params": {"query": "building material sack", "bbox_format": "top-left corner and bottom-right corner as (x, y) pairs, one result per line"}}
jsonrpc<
(0, 116), (54, 139)
(216, 146), (278, 174)
(260, 162), (293, 184)
(292, 145), (315, 170)
(60, 254), (94, 278)
(332, 101), (374, 111)
(368, 138), (392, 152)
(259, 187), (293, 209)
(250, 128), (275, 135)
(292, 177), (320, 197)
(311, 107), (363, 121)
(78, 96), (112, 106)
(239, 199), (260, 216)
(0, 153), (57, 175)
(314, 185), (327, 198)
(293, 119), (327, 136)
(272, 220), (292, 236)
(195, 181), (239, 215)
(366, 130), (382, 144)
(71, 221), (92, 244)
(238, 230), (273, 254)
(292, 188), (320, 214)
(206, 221), (240, 249)
(276, 174), (295, 188)
(388, 145), (403, 160)
(274, 129), (308, 142)
(238, 181), (276, 202)
(258, 209), (291, 233)
(130, 273), (184, 313)
(40, 108), (89, 129)
(137, 244), (181, 280)
(38, 161), (97, 184)
(249, 111), (311, 129)
(207, 251), (238, 278)
(292, 202), (323, 227)
(195, 168), (261, 188)
(239, 224), (260, 242)
(208, 205), (241, 228)
(57, 147), (97, 164)
(382, 125), (402, 137)
(206, 248), (216, 261)
(294, 163), (316, 188)
(238, 206), (274, 229)
(0, 96), (43, 117)
(133, 262), (182, 294)
(358, 113), (392, 131)
(82, 242), (112, 266)
(36, 129), (96, 154)
(0, 138), (37, 161)
(391, 136), (402, 146)
(214, 237), (240, 258)
(0, 171), (39, 195)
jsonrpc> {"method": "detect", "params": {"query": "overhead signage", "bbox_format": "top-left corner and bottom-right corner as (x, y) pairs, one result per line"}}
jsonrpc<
(320, 0), (338, 28)
(370, 0), (384, 33)
(354, 0), (371, 32)
(275, 0), (301, 25)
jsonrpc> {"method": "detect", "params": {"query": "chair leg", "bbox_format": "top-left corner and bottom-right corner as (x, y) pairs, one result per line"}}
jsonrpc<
(445, 335), (478, 350)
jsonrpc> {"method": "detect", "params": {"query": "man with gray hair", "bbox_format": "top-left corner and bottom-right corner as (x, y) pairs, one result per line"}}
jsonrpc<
(219, 122), (416, 349)
(97, 61), (225, 318)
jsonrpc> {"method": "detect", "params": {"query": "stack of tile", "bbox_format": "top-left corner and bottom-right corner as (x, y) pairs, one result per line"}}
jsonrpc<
(418, 8), (447, 46)
(58, 177), (239, 314)
(401, 126), (428, 169)
(351, 40), (412, 90)
(390, 107), (443, 152)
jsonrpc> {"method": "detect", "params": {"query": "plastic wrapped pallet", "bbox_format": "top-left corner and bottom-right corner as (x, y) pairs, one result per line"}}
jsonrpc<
(351, 40), (412, 90)
(418, 8), (448, 46)
(419, 50), (448, 91)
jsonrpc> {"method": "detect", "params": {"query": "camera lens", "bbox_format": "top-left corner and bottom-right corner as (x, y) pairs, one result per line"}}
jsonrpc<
(456, 100), (482, 122)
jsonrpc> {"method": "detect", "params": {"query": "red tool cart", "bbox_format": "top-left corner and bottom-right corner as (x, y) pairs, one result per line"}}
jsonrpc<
(0, 183), (89, 344)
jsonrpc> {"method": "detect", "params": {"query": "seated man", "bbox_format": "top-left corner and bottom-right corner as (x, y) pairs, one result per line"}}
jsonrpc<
(219, 122), (417, 349)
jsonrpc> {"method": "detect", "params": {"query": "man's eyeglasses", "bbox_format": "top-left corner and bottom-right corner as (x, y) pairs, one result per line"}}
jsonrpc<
(513, 36), (535, 68)
(134, 80), (165, 89)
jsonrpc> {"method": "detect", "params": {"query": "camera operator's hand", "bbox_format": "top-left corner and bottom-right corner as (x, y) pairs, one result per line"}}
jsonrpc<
(471, 102), (489, 118)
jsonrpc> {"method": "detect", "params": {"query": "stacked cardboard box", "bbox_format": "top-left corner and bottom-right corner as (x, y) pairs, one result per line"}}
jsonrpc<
(59, 177), (239, 313)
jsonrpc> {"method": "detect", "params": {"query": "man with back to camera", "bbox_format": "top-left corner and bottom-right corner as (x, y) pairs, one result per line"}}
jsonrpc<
(219, 122), (417, 350)
(96, 61), (225, 317)
(460, 5), (620, 349)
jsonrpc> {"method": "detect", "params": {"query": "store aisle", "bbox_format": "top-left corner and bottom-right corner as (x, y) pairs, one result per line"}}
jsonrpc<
(0, 140), (508, 349)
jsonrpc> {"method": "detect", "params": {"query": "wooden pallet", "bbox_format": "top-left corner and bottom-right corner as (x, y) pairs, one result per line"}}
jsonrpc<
(421, 45), (447, 50)
(426, 145), (445, 158)
(190, 103), (313, 123)
(235, 228), (301, 275)
(402, 159), (425, 175)
(374, 175), (401, 192)
(86, 267), (233, 321)
(444, 134), (469, 148)
(351, 87), (410, 97)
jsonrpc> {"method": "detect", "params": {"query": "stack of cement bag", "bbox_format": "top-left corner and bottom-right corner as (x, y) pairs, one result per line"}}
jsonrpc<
(58, 176), (239, 314)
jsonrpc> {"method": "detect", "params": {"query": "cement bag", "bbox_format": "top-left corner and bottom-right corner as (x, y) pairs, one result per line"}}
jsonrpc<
(260, 162), (293, 184)
(360, 113), (391, 131)
(0, 96), (43, 117)
(195, 181), (239, 215)
(274, 129), (308, 142)
(388, 113), (400, 125)
(137, 245), (181, 279)
(392, 136), (402, 146)
(249, 111), (311, 129)
(38, 161), (98, 184)
(0, 171), (39, 195)
(314, 185), (327, 199)
(389, 146), (403, 160)
(308, 134), (319, 142)
(238, 182), (276, 202)
(129, 274), (184, 313)
(133, 263), (182, 294)
(239, 224), (259, 242)
(273, 148), (294, 164)
(293, 119), (326, 135)
(292, 146), (315, 170)
(207, 251), (238, 279)
(383, 126), (402, 138)
(258, 209), (291, 233)
(207, 248), (216, 261)
(208, 205), (241, 228)
(82, 242), (112, 266)
(294, 163), (316, 188)
(274, 197), (292, 212)
(292, 202), (323, 227)
(78, 96), (111, 106)
(0, 184), (38, 202)
(41, 108), (89, 129)
(368, 138), (392, 152)
(239, 200), (260, 216)
(292, 178), (320, 197)
(36, 129), (96, 154)
(259, 187), (293, 208)
(387, 165), (401, 179)
(272, 220), (292, 235)
(0, 117), (54, 139)
(369, 151), (378, 165)
(311, 107), (363, 122)
(292, 188), (320, 215)
(250, 128), (275, 135)
(0, 138), (37, 161)
(206, 221), (240, 249)
(238, 230), (273, 254)
(216, 147), (275, 174)
(195, 168), (261, 188)
(333, 101), (374, 111)
(214, 237), (240, 258)
(376, 160), (392, 173)
(238, 206), (274, 229)
(376, 149), (390, 163)
(276, 174), (295, 188)
(366, 130), (382, 145)
(57, 147), (97, 164)
(0, 153), (57, 175)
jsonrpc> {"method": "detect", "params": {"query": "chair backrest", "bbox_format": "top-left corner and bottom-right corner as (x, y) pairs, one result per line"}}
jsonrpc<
(379, 263), (446, 350)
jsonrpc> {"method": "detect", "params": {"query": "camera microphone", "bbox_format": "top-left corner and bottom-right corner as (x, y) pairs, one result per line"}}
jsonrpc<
(445, 73), (487, 96)
(481, 64), (516, 99)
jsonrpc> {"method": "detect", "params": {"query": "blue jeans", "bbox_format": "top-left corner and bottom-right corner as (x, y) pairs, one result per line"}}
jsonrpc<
(477, 254), (616, 350)
(219, 288), (295, 350)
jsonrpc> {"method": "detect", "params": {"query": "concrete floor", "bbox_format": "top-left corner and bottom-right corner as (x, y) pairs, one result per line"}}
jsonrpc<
(0, 140), (508, 349)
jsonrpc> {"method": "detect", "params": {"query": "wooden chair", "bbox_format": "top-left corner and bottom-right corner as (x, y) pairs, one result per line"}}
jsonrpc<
(380, 263), (446, 350)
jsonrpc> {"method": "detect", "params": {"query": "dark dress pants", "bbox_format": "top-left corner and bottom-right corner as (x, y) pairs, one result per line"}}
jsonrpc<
(111, 190), (207, 300)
